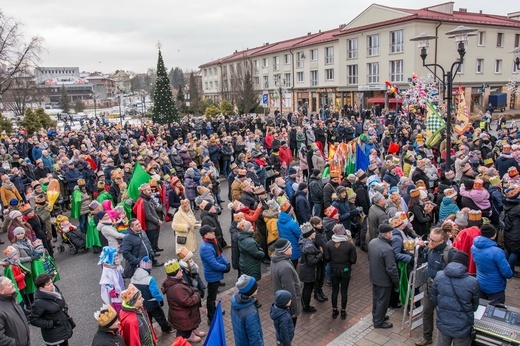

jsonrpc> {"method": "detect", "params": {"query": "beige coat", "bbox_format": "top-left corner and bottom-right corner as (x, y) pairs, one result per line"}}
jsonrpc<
(171, 208), (197, 252)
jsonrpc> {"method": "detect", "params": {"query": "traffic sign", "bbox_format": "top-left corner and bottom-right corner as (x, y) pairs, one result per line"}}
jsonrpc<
(262, 94), (268, 105)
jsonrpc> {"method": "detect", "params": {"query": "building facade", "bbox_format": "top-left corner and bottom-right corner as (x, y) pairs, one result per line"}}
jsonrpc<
(34, 67), (94, 105)
(199, 2), (520, 114)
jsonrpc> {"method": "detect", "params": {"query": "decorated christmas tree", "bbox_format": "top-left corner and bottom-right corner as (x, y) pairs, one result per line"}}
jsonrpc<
(152, 47), (178, 124)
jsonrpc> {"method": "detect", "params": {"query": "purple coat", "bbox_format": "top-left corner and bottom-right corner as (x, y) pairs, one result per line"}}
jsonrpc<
(184, 177), (197, 201)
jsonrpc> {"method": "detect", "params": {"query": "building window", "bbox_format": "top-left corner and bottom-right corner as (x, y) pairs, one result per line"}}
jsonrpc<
(457, 63), (464, 75)
(204, 82), (208, 90)
(263, 75), (269, 88)
(497, 33), (504, 47)
(209, 81), (213, 88)
(495, 59), (502, 73)
(215, 81), (219, 88)
(516, 34), (520, 48)
(310, 49), (318, 61)
(477, 31), (485, 46)
(284, 54), (291, 65)
(310, 70), (318, 86)
(204, 69), (207, 76)
(253, 60), (259, 72)
(390, 30), (404, 53)
(262, 58), (268, 68)
(476, 59), (484, 73)
(367, 34), (380, 56)
(254, 77), (260, 85)
(297, 72), (304, 83)
(273, 56), (280, 71)
(325, 68), (334, 81)
(273, 74), (281, 85)
(284, 73), (291, 87)
(213, 67), (217, 74)
(367, 62), (379, 83)
(325, 47), (334, 64)
(389, 60), (403, 82)
(347, 65), (358, 85)
(296, 52), (304, 68)
(347, 38), (358, 59)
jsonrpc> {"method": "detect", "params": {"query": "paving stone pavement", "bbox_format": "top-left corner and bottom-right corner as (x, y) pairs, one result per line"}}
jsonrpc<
(154, 243), (520, 346)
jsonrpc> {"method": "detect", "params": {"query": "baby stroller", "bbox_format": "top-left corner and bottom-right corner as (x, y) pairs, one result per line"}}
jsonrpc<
(55, 215), (87, 255)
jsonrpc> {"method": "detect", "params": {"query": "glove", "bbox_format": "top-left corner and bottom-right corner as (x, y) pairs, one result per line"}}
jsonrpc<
(109, 288), (118, 298)
(31, 255), (40, 261)
(224, 263), (231, 273)
(53, 319), (63, 327)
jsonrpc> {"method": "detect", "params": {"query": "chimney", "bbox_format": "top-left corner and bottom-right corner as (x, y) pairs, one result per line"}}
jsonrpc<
(319, 30), (322, 33)
(264, 42), (269, 46)
(459, 8), (467, 12)
(479, 10), (482, 14)
(308, 32), (311, 36)
(234, 50), (238, 53)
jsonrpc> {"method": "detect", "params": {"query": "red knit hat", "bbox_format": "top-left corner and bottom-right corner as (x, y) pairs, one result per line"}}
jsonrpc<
(324, 206), (338, 219)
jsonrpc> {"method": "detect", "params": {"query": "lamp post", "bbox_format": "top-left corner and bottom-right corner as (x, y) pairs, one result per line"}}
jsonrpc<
(410, 26), (478, 170)
(118, 92), (123, 125)
(275, 80), (285, 114)
(93, 93), (98, 118)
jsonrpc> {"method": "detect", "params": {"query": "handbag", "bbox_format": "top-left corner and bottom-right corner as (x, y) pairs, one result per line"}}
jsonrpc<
(177, 235), (187, 245)
(167, 206), (177, 217)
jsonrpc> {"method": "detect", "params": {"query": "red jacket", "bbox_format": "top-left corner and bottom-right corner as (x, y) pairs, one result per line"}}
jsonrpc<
(265, 133), (274, 149)
(119, 306), (157, 346)
(453, 226), (481, 275)
(279, 146), (293, 166)
(161, 276), (201, 332)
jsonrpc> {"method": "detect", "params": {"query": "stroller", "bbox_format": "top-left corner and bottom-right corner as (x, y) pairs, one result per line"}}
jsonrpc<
(55, 215), (87, 255)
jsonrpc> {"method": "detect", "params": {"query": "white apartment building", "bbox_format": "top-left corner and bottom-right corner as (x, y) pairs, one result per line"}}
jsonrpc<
(199, 2), (520, 114)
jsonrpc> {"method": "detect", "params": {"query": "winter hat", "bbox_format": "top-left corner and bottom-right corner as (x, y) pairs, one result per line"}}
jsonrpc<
(444, 188), (457, 199)
(275, 290), (292, 308)
(13, 227), (26, 237)
(89, 200), (101, 211)
(312, 169), (322, 177)
(94, 304), (119, 328)
(35, 194), (46, 204)
(301, 223), (314, 238)
(266, 200), (279, 213)
(3, 246), (18, 259)
(419, 190), (428, 200)
(346, 188), (357, 200)
(346, 174), (356, 183)
(288, 167), (297, 175)
(9, 198), (19, 206)
(378, 224), (394, 234)
(336, 186), (347, 195)
(120, 284), (142, 306)
(480, 224), (496, 239)
(199, 225), (216, 237)
(332, 224), (346, 235)
(505, 186), (520, 199)
(372, 192), (384, 203)
(236, 274), (258, 296)
(298, 182), (308, 191)
(454, 211), (468, 227)
(139, 256), (152, 270)
(203, 201), (214, 212)
(176, 247), (194, 262)
(164, 259), (181, 275)
(280, 200), (292, 213)
(389, 186), (400, 195)
(274, 238), (291, 253)
(238, 220), (252, 232)
(96, 211), (107, 220)
(324, 206), (338, 219)
(451, 251), (469, 268)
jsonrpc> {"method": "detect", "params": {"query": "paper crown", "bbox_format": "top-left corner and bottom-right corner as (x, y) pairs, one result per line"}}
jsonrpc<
(409, 189), (420, 198)
(468, 210), (482, 221)
(120, 284), (141, 305)
(489, 176), (501, 186)
(280, 200), (292, 212)
(473, 179), (483, 189)
(20, 204), (32, 215)
(3, 246), (18, 258)
(300, 222), (313, 234)
(444, 188), (457, 199)
(330, 160), (341, 178)
(164, 259), (180, 274)
(197, 186), (208, 195)
(94, 304), (118, 327)
(176, 247), (194, 262)
(77, 179), (85, 186)
(390, 217), (404, 228)
(508, 167), (519, 177)
(201, 175), (211, 185)
(415, 180), (426, 188)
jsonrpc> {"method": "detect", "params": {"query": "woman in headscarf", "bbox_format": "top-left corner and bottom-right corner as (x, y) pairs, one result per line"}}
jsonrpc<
(171, 199), (199, 253)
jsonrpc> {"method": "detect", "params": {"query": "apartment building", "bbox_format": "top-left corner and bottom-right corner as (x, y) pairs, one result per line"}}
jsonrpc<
(199, 2), (520, 114)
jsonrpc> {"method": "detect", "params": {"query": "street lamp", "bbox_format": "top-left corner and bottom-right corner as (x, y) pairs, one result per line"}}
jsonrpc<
(93, 93), (98, 118)
(118, 92), (123, 125)
(410, 25), (478, 170)
(275, 80), (285, 114)
(511, 47), (520, 70)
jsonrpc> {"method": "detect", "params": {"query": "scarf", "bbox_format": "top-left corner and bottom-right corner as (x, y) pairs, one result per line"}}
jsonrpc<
(331, 234), (350, 243)
(2, 181), (15, 190)
(205, 237), (222, 256)
(40, 287), (63, 300)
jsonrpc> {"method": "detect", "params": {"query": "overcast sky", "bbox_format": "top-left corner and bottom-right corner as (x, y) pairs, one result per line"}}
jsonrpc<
(2, 0), (515, 74)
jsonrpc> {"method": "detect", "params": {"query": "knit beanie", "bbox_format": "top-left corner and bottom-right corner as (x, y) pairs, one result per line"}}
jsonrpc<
(480, 224), (496, 239)
(275, 290), (292, 308)
(235, 274), (258, 296)
(199, 225), (216, 237)
(274, 238), (291, 253)
(451, 251), (469, 268)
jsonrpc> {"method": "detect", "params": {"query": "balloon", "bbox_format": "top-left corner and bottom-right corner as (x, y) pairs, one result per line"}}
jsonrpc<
(47, 179), (60, 210)
(390, 87), (396, 93)
(385, 81), (392, 86)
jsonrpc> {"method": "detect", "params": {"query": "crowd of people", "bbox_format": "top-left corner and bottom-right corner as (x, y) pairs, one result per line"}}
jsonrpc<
(0, 106), (518, 345)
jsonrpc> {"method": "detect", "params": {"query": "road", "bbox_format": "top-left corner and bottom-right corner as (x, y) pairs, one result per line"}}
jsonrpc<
(28, 178), (244, 346)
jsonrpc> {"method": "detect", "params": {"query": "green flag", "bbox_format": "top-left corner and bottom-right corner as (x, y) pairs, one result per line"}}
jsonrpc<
(321, 166), (330, 179)
(127, 163), (151, 201)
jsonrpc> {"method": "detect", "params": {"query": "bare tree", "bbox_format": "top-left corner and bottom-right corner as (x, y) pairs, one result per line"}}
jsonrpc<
(0, 11), (44, 96)
(1, 70), (39, 117)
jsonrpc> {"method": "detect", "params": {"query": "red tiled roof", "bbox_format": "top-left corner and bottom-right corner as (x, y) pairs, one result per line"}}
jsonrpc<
(199, 3), (520, 68)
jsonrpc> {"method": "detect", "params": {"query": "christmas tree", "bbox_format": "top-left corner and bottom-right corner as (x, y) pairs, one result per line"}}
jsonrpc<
(152, 48), (178, 124)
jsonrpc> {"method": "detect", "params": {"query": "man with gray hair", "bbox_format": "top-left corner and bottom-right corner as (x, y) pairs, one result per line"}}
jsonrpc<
(368, 192), (389, 241)
(0, 276), (31, 345)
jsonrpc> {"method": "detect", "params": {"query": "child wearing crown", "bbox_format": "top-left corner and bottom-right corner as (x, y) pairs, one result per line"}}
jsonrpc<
(99, 246), (125, 313)
(2, 245), (33, 309)
(31, 238), (60, 282)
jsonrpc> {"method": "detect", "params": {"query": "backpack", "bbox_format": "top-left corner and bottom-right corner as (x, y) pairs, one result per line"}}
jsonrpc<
(499, 210), (511, 231)
(442, 245), (456, 269)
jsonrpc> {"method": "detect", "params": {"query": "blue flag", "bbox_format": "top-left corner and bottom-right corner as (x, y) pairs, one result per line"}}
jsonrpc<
(203, 300), (226, 346)
(355, 143), (369, 172)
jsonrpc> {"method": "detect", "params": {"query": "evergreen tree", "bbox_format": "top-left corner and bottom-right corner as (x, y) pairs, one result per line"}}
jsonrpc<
(176, 85), (186, 114)
(74, 99), (85, 113)
(236, 71), (259, 114)
(59, 85), (70, 114)
(152, 49), (178, 124)
(20, 108), (56, 135)
(168, 67), (185, 88)
(0, 114), (13, 135)
(220, 99), (234, 115)
(188, 72), (201, 114)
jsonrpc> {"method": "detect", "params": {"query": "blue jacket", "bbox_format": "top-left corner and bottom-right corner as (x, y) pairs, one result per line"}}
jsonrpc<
(430, 262), (480, 338)
(439, 197), (460, 221)
(32, 146), (42, 161)
(471, 236), (513, 294)
(41, 155), (54, 172)
(208, 144), (221, 162)
(332, 198), (351, 230)
(270, 304), (294, 346)
(199, 240), (229, 283)
(285, 177), (296, 199)
(231, 292), (264, 346)
(277, 211), (301, 260)
(64, 168), (82, 191)
(391, 229), (412, 264)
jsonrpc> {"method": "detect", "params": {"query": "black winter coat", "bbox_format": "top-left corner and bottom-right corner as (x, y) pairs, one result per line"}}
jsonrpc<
(230, 222), (240, 270)
(241, 191), (258, 210)
(91, 326), (126, 346)
(323, 182), (338, 209)
(121, 230), (154, 267)
(367, 236), (399, 287)
(30, 287), (73, 344)
(503, 198), (520, 253)
(298, 237), (323, 283)
(201, 211), (226, 247)
(294, 190), (311, 225)
(323, 238), (357, 272)
(308, 176), (323, 204)
(411, 168), (429, 185)
(353, 182), (370, 214)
